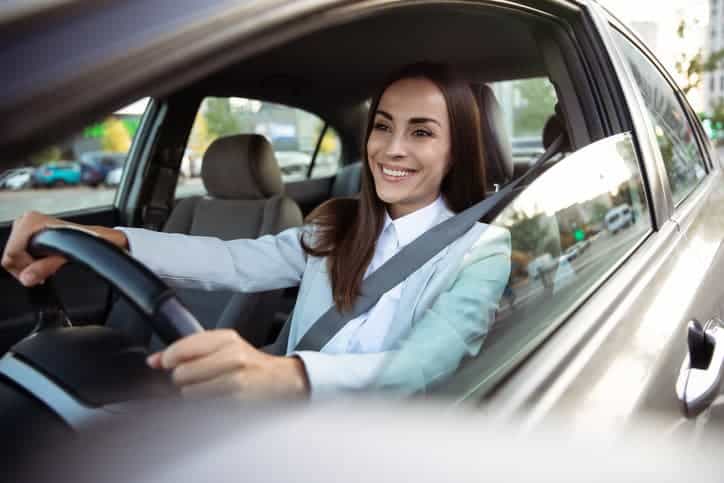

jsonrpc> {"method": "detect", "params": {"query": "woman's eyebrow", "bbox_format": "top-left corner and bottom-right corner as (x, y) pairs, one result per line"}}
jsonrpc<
(409, 117), (441, 127)
(375, 110), (394, 120)
(375, 110), (441, 127)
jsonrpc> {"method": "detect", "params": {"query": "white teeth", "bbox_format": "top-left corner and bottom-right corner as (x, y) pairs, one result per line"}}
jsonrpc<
(382, 166), (412, 177)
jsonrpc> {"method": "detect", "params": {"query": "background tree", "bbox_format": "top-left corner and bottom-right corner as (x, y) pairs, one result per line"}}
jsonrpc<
(101, 117), (132, 153)
(513, 79), (557, 137)
(674, 19), (724, 95)
(204, 98), (242, 139)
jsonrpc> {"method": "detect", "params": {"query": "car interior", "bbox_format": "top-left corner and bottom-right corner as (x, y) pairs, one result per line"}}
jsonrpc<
(0, 1), (629, 435)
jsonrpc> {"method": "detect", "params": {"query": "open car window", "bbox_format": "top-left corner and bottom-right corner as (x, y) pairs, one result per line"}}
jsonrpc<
(0, 99), (149, 223)
(371, 133), (652, 399)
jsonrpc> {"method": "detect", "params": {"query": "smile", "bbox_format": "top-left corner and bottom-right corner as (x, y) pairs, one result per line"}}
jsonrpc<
(380, 164), (416, 178)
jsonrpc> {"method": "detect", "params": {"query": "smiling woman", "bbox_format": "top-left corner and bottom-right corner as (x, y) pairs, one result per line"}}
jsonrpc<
(1, 62), (511, 401)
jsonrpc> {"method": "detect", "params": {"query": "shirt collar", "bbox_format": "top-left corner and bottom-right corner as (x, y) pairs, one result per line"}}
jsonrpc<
(382, 196), (453, 248)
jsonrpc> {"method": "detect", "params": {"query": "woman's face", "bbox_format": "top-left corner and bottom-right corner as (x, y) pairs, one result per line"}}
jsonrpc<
(367, 77), (452, 219)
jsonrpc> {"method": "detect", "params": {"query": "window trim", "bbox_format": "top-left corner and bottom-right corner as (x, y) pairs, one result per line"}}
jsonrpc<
(584, 3), (670, 229)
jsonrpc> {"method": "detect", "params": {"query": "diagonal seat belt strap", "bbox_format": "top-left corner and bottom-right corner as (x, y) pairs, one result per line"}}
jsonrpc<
(271, 136), (564, 354)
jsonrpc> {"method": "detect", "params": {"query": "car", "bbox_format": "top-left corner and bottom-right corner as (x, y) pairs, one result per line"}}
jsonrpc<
(79, 151), (126, 187)
(31, 161), (81, 187)
(1, 0), (724, 478)
(604, 203), (634, 234)
(560, 245), (579, 263)
(0, 167), (34, 190)
(104, 166), (123, 187)
(179, 149), (202, 178)
(527, 253), (557, 280)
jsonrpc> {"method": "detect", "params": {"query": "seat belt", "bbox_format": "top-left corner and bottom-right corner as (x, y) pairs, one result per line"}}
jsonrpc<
(143, 148), (183, 230)
(264, 135), (564, 355)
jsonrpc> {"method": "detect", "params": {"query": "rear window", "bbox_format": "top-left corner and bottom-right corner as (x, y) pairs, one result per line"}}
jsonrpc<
(176, 97), (342, 199)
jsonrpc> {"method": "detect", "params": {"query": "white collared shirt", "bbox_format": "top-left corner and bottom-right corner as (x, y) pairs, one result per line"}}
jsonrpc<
(315, 195), (453, 355)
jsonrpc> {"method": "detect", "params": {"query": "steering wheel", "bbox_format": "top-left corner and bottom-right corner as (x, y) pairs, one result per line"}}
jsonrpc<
(27, 226), (204, 344)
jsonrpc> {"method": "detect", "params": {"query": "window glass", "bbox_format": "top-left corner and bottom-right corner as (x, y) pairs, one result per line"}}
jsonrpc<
(612, 31), (707, 205)
(176, 97), (342, 199)
(0, 99), (149, 223)
(373, 134), (651, 399)
(490, 77), (558, 164)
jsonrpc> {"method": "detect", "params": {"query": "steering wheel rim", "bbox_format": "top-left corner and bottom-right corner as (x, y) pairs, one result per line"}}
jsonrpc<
(27, 226), (204, 344)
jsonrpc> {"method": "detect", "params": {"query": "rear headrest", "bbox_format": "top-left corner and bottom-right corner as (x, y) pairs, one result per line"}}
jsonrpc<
(474, 84), (514, 187)
(542, 103), (571, 152)
(201, 134), (284, 200)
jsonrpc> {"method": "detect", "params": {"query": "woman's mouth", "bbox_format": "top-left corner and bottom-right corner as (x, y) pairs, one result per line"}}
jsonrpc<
(380, 164), (416, 180)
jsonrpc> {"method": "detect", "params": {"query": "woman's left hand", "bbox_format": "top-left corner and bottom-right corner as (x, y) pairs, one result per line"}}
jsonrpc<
(146, 330), (310, 400)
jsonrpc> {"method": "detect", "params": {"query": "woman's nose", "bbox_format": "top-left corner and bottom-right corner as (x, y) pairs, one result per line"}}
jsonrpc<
(385, 133), (407, 158)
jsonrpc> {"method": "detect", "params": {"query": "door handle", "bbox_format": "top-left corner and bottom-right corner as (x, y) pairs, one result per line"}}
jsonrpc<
(676, 319), (724, 417)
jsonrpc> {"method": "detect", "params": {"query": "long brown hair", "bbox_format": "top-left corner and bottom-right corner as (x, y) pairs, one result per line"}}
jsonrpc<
(302, 63), (487, 311)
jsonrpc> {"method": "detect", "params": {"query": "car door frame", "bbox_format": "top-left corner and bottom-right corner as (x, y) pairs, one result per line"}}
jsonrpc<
(477, 1), (723, 431)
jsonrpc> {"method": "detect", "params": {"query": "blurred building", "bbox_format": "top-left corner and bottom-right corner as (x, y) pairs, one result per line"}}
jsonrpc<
(705, 0), (724, 111)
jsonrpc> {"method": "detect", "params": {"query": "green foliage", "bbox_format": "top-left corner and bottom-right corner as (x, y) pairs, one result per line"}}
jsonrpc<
(29, 146), (62, 166)
(507, 210), (548, 254)
(675, 19), (724, 95)
(513, 79), (557, 137)
(204, 98), (242, 138)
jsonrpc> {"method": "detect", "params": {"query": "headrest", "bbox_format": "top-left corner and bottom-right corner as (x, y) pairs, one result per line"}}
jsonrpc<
(542, 103), (571, 152)
(201, 134), (284, 200)
(474, 84), (514, 187)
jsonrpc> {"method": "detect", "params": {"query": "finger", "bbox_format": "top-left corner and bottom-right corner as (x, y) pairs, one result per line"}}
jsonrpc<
(18, 256), (66, 286)
(172, 343), (250, 386)
(146, 352), (163, 369)
(160, 330), (241, 369)
(2, 218), (37, 277)
(180, 371), (246, 400)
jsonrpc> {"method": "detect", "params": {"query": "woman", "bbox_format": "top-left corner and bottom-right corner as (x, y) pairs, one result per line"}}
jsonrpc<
(1, 63), (511, 400)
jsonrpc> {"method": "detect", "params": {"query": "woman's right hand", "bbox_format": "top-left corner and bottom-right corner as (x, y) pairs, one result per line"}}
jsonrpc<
(1, 211), (128, 287)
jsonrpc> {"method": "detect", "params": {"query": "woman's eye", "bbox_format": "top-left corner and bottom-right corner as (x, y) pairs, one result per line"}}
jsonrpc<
(412, 129), (432, 137)
(373, 122), (391, 132)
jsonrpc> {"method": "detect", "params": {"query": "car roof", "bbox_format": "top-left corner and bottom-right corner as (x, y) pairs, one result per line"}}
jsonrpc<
(0, 0), (564, 162)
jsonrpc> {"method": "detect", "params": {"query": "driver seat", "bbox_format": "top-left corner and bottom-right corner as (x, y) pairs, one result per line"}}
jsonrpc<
(108, 134), (303, 347)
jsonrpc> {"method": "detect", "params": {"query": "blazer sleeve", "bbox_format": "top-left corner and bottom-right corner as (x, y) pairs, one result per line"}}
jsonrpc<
(118, 226), (310, 292)
(294, 225), (512, 399)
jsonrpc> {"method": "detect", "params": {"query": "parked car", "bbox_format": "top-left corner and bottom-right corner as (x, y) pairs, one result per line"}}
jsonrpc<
(526, 253), (558, 280)
(559, 245), (579, 264)
(104, 166), (123, 187)
(605, 204), (634, 234)
(1, 0), (724, 480)
(32, 161), (81, 187)
(179, 149), (202, 178)
(79, 151), (125, 187)
(0, 167), (34, 190)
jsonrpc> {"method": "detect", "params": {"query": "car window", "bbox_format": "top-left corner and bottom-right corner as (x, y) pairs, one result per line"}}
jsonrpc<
(489, 77), (558, 163)
(0, 99), (149, 223)
(373, 134), (652, 399)
(611, 31), (708, 206)
(175, 97), (342, 199)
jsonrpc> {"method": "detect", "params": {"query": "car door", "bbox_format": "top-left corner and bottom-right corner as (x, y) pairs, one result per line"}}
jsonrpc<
(467, 4), (724, 433)
(0, 98), (154, 354)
